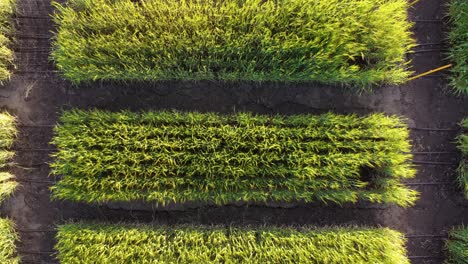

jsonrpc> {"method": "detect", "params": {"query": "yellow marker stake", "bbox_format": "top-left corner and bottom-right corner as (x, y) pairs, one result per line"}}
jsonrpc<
(408, 64), (453, 81)
(409, 0), (420, 7)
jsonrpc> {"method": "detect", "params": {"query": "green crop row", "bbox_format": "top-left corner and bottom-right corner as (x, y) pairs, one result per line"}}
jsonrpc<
(52, 0), (414, 88)
(449, 0), (468, 95)
(0, 218), (18, 264)
(447, 226), (468, 264)
(51, 110), (417, 207)
(0, 0), (15, 82)
(0, 114), (17, 262)
(0, 113), (16, 202)
(458, 119), (468, 198)
(56, 224), (410, 264)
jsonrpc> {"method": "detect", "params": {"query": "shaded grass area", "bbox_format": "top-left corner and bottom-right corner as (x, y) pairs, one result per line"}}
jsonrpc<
(447, 226), (468, 264)
(449, 0), (468, 95)
(52, 0), (414, 88)
(0, 0), (15, 82)
(0, 112), (16, 203)
(51, 110), (417, 207)
(0, 218), (18, 264)
(56, 223), (410, 264)
(458, 119), (467, 198)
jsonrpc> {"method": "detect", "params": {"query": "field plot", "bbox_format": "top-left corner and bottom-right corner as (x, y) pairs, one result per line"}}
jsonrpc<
(51, 110), (417, 206)
(0, 113), (17, 263)
(447, 226), (468, 264)
(448, 0), (468, 94)
(0, 0), (15, 82)
(458, 118), (467, 197)
(0, 0), (466, 263)
(0, 113), (16, 202)
(56, 223), (409, 264)
(0, 218), (18, 264)
(52, 0), (414, 87)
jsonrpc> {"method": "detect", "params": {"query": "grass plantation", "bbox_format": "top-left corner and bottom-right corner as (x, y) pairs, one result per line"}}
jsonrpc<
(0, 114), (17, 264)
(0, 0), (15, 82)
(0, 112), (16, 202)
(447, 226), (468, 264)
(0, 0), (462, 261)
(449, 0), (468, 95)
(56, 224), (410, 264)
(50, 110), (418, 207)
(52, 0), (414, 87)
(458, 118), (467, 198)
(0, 0), (464, 262)
(0, 218), (18, 264)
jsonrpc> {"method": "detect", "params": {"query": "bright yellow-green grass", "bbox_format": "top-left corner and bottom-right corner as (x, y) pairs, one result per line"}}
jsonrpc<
(0, 218), (18, 264)
(447, 226), (468, 264)
(56, 224), (410, 264)
(52, 0), (414, 88)
(458, 119), (468, 198)
(0, 112), (16, 202)
(0, 0), (15, 82)
(51, 110), (418, 207)
(0, 173), (16, 202)
(449, 0), (468, 95)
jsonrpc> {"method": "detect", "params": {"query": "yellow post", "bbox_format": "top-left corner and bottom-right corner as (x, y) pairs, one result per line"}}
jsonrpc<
(408, 64), (453, 81)
(409, 0), (420, 7)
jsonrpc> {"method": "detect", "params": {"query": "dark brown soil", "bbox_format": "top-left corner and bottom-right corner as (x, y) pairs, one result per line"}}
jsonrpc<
(0, 0), (467, 263)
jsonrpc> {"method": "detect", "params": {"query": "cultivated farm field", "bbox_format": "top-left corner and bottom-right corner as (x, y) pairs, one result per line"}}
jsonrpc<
(0, 0), (466, 263)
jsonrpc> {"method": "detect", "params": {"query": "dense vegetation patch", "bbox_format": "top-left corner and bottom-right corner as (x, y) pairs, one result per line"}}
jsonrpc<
(458, 119), (468, 198)
(449, 0), (468, 95)
(0, 0), (15, 82)
(447, 226), (468, 264)
(52, 0), (414, 87)
(0, 218), (18, 264)
(56, 224), (410, 264)
(0, 113), (16, 202)
(51, 110), (417, 207)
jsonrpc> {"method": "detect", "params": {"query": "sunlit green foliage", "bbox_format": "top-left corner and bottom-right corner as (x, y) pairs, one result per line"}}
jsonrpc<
(56, 224), (410, 264)
(0, 218), (18, 264)
(0, 173), (16, 202)
(449, 0), (468, 95)
(52, 0), (414, 88)
(0, 114), (17, 262)
(51, 110), (417, 207)
(0, 112), (15, 148)
(458, 119), (468, 197)
(447, 226), (468, 264)
(0, 0), (15, 82)
(0, 112), (16, 202)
